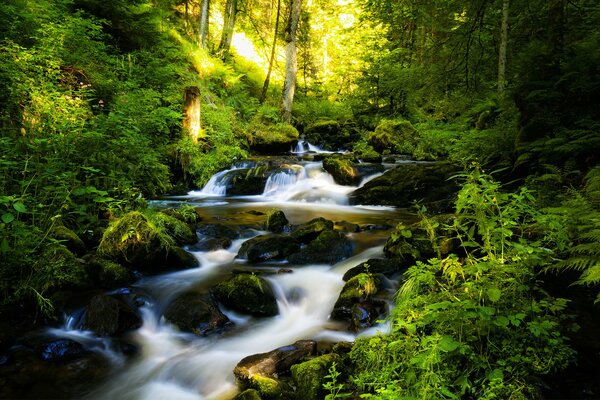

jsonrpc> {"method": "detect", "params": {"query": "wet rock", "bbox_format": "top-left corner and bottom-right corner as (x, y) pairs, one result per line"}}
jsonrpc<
(290, 218), (334, 243)
(84, 255), (134, 289)
(331, 273), (388, 331)
(264, 209), (289, 233)
(227, 168), (270, 196)
(164, 292), (231, 335)
(39, 339), (88, 362)
(50, 225), (86, 256)
(290, 353), (342, 400)
(349, 162), (461, 209)
(342, 258), (409, 281)
(237, 235), (301, 263)
(188, 237), (232, 252)
(82, 294), (142, 336)
(304, 121), (360, 151)
(322, 156), (361, 186)
(335, 220), (360, 233)
(288, 230), (352, 265)
(235, 388), (263, 400)
(250, 123), (299, 155)
(234, 340), (316, 382)
(166, 247), (200, 270)
(212, 274), (278, 317)
(197, 223), (240, 240)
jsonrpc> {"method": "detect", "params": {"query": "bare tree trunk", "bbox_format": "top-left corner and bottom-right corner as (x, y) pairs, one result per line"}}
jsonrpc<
(199, 0), (210, 48)
(218, 0), (238, 56)
(281, 0), (301, 123)
(497, 0), (509, 93)
(184, 86), (202, 143)
(260, 0), (281, 103)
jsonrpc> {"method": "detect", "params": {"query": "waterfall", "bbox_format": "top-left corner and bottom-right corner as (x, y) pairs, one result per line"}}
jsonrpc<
(291, 140), (334, 154)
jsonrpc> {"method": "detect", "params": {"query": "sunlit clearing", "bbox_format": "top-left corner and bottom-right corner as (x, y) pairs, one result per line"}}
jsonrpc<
(232, 32), (268, 72)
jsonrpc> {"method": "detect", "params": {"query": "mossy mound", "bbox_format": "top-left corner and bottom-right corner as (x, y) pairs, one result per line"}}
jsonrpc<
(264, 209), (289, 233)
(227, 167), (270, 196)
(212, 274), (278, 317)
(367, 119), (417, 155)
(82, 294), (142, 336)
(288, 230), (352, 265)
(235, 389), (263, 400)
(32, 245), (89, 296)
(50, 225), (86, 256)
(250, 123), (299, 154)
(97, 211), (198, 273)
(149, 212), (198, 246)
(290, 353), (342, 400)
(322, 156), (361, 186)
(84, 255), (133, 289)
(304, 120), (361, 151)
(290, 218), (334, 243)
(352, 141), (382, 163)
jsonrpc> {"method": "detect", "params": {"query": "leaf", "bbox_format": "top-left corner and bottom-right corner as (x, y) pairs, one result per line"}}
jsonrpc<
(439, 336), (460, 352)
(486, 287), (502, 302)
(494, 316), (510, 328)
(0, 238), (9, 253)
(13, 202), (27, 213)
(487, 368), (504, 382)
(2, 213), (15, 224)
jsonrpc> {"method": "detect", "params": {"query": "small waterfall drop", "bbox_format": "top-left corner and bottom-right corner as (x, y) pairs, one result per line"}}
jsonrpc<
(291, 139), (334, 154)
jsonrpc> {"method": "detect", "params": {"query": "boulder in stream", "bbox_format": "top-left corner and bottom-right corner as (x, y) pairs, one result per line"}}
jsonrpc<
(212, 274), (278, 317)
(83, 255), (134, 289)
(82, 294), (143, 336)
(322, 155), (361, 186)
(237, 234), (301, 263)
(290, 353), (342, 400)
(342, 258), (409, 282)
(264, 209), (289, 233)
(290, 217), (334, 243)
(331, 273), (388, 331)
(164, 292), (231, 335)
(288, 230), (353, 265)
(349, 162), (461, 209)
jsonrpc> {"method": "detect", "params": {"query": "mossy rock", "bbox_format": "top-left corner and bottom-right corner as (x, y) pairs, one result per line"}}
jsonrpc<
(368, 119), (417, 154)
(197, 223), (240, 240)
(227, 168), (270, 196)
(33, 246), (89, 295)
(212, 274), (278, 317)
(250, 123), (299, 155)
(290, 218), (334, 243)
(349, 162), (461, 209)
(342, 258), (409, 281)
(82, 294), (142, 336)
(97, 211), (199, 273)
(304, 121), (361, 151)
(152, 212), (198, 246)
(322, 156), (361, 186)
(236, 389), (263, 400)
(353, 142), (382, 163)
(83, 255), (134, 289)
(237, 235), (301, 263)
(331, 273), (388, 331)
(164, 292), (231, 335)
(264, 209), (289, 233)
(290, 353), (342, 400)
(248, 375), (282, 398)
(288, 230), (352, 265)
(50, 225), (86, 256)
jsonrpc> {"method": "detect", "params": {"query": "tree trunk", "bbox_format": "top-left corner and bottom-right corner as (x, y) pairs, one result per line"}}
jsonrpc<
(281, 0), (302, 123)
(260, 0), (281, 103)
(184, 86), (202, 143)
(199, 0), (210, 48)
(497, 0), (509, 93)
(218, 0), (238, 56)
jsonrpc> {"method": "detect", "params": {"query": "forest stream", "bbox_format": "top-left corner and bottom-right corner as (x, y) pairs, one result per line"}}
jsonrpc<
(24, 147), (417, 400)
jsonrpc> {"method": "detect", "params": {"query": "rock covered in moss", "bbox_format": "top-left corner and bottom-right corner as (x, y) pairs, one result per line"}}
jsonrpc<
(367, 119), (417, 154)
(349, 162), (461, 209)
(151, 212), (198, 246)
(352, 141), (382, 163)
(290, 218), (334, 243)
(227, 168), (270, 196)
(212, 274), (278, 317)
(164, 292), (231, 335)
(33, 246), (89, 294)
(304, 120), (361, 151)
(250, 123), (299, 155)
(235, 389), (263, 400)
(83, 255), (134, 289)
(264, 209), (289, 233)
(290, 353), (342, 400)
(237, 235), (300, 263)
(342, 258), (408, 281)
(50, 225), (86, 256)
(322, 156), (361, 186)
(331, 273), (388, 331)
(82, 294), (142, 336)
(288, 230), (352, 265)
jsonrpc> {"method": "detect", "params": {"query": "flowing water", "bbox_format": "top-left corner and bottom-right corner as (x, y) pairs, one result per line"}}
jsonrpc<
(44, 157), (414, 400)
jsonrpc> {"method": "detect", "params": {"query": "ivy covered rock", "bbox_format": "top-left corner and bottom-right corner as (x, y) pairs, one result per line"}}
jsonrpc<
(250, 123), (299, 155)
(349, 162), (460, 209)
(264, 209), (289, 233)
(212, 274), (278, 317)
(368, 119), (417, 154)
(164, 292), (231, 335)
(237, 234), (301, 263)
(290, 353), (342, 400)
(290, 217), (334, 243)
(97, 211), (199, 273)
(322, 156), (361, 186)
(288, 230), (352, 265)
(34, 245), (90, 295)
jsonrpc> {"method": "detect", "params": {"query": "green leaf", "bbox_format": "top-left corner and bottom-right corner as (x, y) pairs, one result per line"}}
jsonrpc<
(2, 213), (15, 224)
(494, 316), (510, 328)
(486, 287), (502, 302)
(0, 238), (9, 253)
(487, 368), (504, 382)
(439, 336), (460, 352)
(13, 202), (27, 213)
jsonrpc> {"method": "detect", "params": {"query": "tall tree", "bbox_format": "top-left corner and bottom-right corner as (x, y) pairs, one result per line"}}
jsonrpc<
(218, 0), (238, 56)
(199, 0), (210, 48)
(497, 0), (509, 93)
(260, 0), (281, 103)
(281, 0), (301, 123)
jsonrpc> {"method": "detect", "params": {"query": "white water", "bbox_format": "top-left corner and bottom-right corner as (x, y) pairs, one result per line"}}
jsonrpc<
(291, 139), (335, 154)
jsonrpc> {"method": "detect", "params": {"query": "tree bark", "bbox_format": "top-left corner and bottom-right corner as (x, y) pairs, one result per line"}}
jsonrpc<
(184, 86), (202, 143)
(199, 0), (210, 49)
(260, 0), (281, 103)
(218, 0), (238, 57)
(497, 0), (509, 93)
(281, 0), (302, 123)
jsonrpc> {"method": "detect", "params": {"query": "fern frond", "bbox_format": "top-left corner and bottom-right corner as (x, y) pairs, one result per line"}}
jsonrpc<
(555, 257), (598, 271)
(575, 263), (600, 286)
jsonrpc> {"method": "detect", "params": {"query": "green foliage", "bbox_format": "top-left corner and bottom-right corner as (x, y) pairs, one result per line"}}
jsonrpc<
(348, 168), (576, 399)
(368, 119), (416, 155)
(323, 362), (351, 400)
(293, 97), (353, 127)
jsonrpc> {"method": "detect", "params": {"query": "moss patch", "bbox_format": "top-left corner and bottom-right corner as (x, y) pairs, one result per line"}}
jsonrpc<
(368, 119), (417, 154)
(322, 156), (361, 186)
(291, 353), (342, 400)
(212, 274), (278, 316)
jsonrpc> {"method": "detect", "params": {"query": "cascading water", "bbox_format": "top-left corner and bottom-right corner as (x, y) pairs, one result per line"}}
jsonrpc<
(291, 139), (334, 154)
(33, 155), (411, 400)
